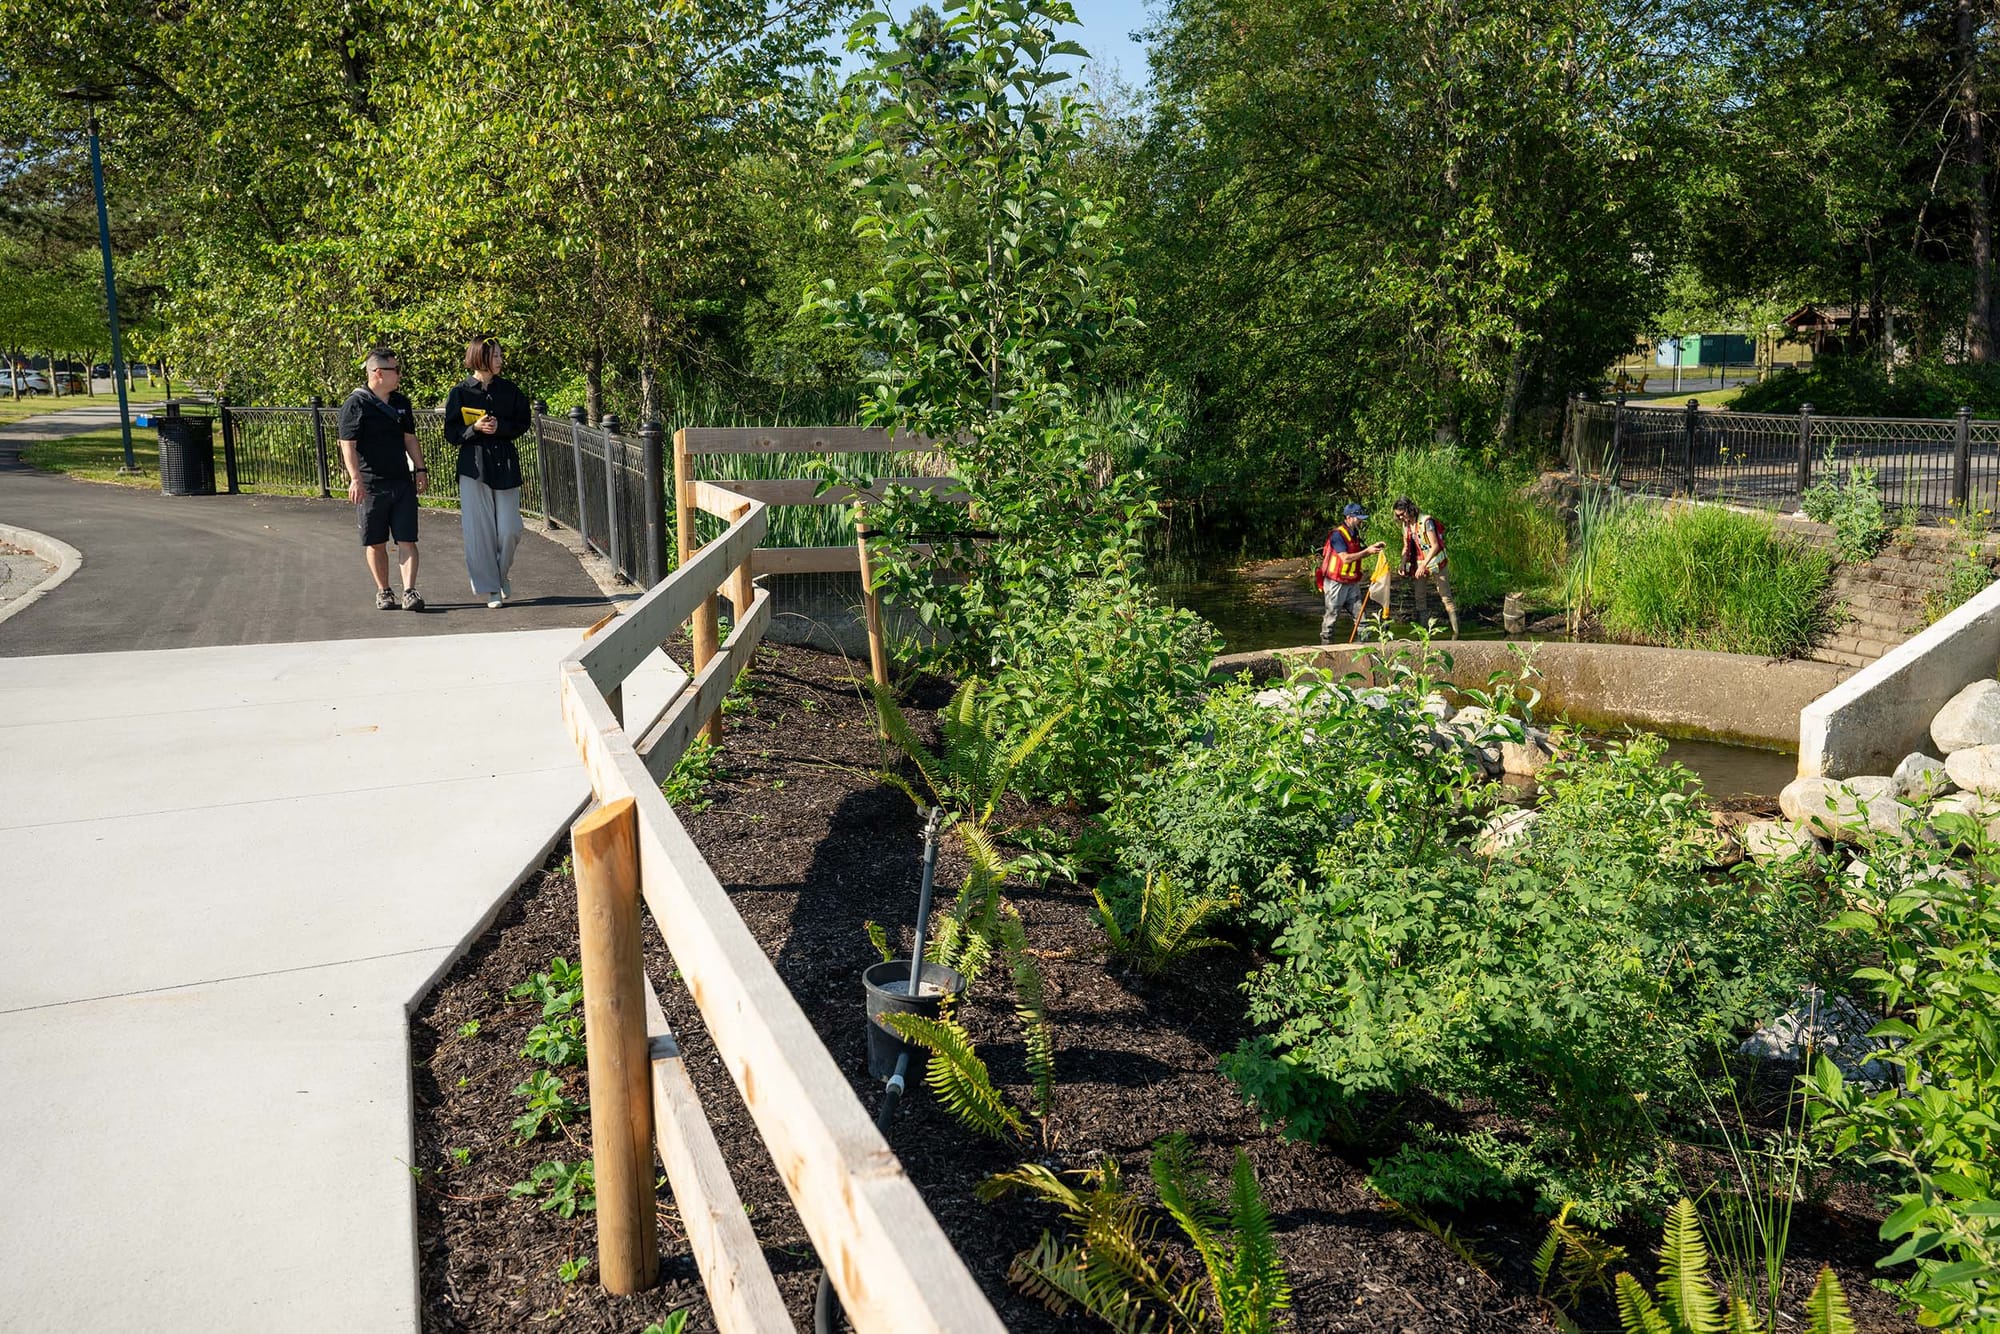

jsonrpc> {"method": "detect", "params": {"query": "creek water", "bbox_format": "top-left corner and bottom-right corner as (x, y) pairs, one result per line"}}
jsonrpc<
(1156, 559), (1797, 799)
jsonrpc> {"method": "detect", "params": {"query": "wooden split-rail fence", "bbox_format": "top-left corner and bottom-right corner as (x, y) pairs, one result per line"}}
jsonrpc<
(557, 427), (999, 1331)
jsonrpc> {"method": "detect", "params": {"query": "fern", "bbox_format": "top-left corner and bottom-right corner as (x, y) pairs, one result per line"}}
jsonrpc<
(1800, 1268), (1855, 1334)
(1220, 1150), (1292, 1332)
(879, 1012), (1026, 1142)
(1611, 1200), (1855, 1334)
(1008, 1231), (1159, 1334)
(992, 1140), (1293, 1334)
(864, 920), (895, 963)
(1535, 1202), (1627, 1310)
(998, 908), (1057, 1117)
(1617, 1274), (1675, 1334)
(868, 677), (1068, 830)
(1657, 1199), (1724, 1333)
(1094, 873), (1234, 976)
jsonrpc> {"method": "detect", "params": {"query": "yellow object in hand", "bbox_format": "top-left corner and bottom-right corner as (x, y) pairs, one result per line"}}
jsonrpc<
(460, 406), (486, 426)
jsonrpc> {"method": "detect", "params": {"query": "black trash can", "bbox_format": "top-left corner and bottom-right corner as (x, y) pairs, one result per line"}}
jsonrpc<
(156, 403), (217, 496)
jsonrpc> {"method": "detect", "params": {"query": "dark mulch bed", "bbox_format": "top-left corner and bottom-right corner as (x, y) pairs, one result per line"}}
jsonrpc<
(413, 642), (1915, 1333)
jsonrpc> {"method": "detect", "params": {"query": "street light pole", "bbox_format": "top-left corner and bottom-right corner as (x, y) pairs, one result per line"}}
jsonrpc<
(83, 110), (134, 472)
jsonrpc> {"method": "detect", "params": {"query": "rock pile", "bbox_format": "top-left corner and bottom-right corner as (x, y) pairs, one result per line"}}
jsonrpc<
(1755, 676), (2000, 865)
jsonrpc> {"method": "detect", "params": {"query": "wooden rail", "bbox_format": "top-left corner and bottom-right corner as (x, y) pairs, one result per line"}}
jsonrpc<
(673, 425), (959, 693)
(559, 478), (1005, 1332)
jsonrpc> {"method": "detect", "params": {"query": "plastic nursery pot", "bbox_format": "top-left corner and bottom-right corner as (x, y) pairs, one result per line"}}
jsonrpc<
(862, 959), (966, 1081)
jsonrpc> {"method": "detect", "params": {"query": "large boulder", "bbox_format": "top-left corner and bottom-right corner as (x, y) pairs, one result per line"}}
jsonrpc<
(1779, 775), (1916, 845)
(1928, 791), (2000, 846)
(1945, 745), (2000, 797)
(1893, 752), (1953, 803)
(1932, 679), (2000, 754)
(1742, 819), (1822, 865)
(1740, 987), (1897, 1086)
(1501, 735), (1553, 778)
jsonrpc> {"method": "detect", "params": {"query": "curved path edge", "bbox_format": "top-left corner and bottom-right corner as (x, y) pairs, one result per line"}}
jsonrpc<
(0, 522), (82, 631)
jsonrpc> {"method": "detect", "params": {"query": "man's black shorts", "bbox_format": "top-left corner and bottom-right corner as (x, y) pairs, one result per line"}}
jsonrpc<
(358, 482), (419, 547)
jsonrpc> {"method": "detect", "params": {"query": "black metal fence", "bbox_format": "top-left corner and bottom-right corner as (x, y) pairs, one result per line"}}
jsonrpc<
(211, 399), (664, 585)
(1566, 396), (1999, 522)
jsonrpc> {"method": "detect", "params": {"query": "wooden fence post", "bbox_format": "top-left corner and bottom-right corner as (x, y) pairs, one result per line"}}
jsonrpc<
(572, 797), (659, 1295)
(675, 428), (723, 723)
(855, 507), (890, 690)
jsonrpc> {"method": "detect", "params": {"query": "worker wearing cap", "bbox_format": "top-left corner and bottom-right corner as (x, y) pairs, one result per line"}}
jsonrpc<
(1314, 503), (1385, 644)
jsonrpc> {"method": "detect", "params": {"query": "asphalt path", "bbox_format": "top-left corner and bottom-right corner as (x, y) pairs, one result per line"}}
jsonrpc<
(0, 464), (611, 656)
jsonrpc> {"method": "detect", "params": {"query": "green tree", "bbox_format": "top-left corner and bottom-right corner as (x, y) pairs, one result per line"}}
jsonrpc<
(1124, 0), (1686, 540)
(820, 0), (1176, 662)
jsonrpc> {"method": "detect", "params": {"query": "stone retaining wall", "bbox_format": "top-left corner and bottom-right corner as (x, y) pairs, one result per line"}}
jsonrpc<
(1769, 517), (1997, 670)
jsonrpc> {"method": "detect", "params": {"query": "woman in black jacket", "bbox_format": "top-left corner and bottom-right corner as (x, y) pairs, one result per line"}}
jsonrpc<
(443, 336), (531, 607)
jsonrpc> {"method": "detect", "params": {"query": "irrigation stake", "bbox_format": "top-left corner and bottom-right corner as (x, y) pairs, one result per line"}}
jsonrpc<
(572, 796), (660, 1294)
(905, 807), (944, 992)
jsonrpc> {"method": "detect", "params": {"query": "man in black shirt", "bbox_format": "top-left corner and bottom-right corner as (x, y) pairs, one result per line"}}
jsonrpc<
(337, 347), (429, 611)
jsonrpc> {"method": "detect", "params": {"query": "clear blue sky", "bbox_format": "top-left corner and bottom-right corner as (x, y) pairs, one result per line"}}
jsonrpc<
(816, 2), (1161, 89)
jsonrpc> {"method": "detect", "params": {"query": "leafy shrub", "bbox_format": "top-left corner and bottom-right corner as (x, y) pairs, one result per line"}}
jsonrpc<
(1586, 502), (1835, 657)
(1224, 735), (1824, 1224)
(1799, 458), (1887, 561)
(1364, 443), (1568, 608)
(983, 577), (1219, 807)
(978, 1134), (1292, 1333)
(1803, 825), (2000, 1329)
(1925, 542), (1997, 625)
(661, 735), (721, 813)
(1103, 643), (1502, 913)
(1612, 1198), (1855, 1334)
(1732, 354), (2000, 418)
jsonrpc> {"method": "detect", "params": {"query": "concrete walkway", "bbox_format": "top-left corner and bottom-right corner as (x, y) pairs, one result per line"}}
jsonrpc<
(0, 463), (674, 1328)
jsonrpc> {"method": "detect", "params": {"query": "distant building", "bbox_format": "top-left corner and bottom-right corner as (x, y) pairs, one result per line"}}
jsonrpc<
(1782, 303), (1883, 356)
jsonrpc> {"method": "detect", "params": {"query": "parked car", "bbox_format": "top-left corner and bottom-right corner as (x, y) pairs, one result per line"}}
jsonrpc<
(0, 369), (51, 394)
(91, 363), (109, 378)
(49, 371), (86, 393)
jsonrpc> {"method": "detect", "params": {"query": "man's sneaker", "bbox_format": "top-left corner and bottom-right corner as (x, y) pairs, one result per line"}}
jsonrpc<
(402, 589), (425, 612)
(376, 588), (397, 611)
(486, 595), (503, 609)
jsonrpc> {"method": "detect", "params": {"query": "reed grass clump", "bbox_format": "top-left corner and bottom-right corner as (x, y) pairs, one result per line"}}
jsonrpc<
(1581, 502), (1833, 658)
(1365, 445), (1567, 608)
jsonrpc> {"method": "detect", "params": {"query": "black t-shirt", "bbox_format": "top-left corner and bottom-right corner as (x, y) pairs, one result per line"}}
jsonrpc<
(337, 388), (418, 487)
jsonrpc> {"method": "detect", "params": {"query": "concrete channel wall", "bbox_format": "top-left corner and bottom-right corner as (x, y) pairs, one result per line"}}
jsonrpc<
(1798, 577), (2000, 778)
(1217, 640), (1847, 751)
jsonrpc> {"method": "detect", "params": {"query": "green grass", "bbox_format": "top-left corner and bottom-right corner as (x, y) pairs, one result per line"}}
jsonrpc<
(0, 384), (176, 426)
(1364, 444), (1569, 608)
(1626, 386), (1744, 409)
(1579, 501), (1835, 657)
(20, 428), (161, 485)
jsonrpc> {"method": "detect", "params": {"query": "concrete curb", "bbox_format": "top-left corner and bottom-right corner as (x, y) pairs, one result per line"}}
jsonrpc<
(1219, 639), (1845, 752)
(1799, 576), (2000, 778)
(0, 522), (82, 630)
